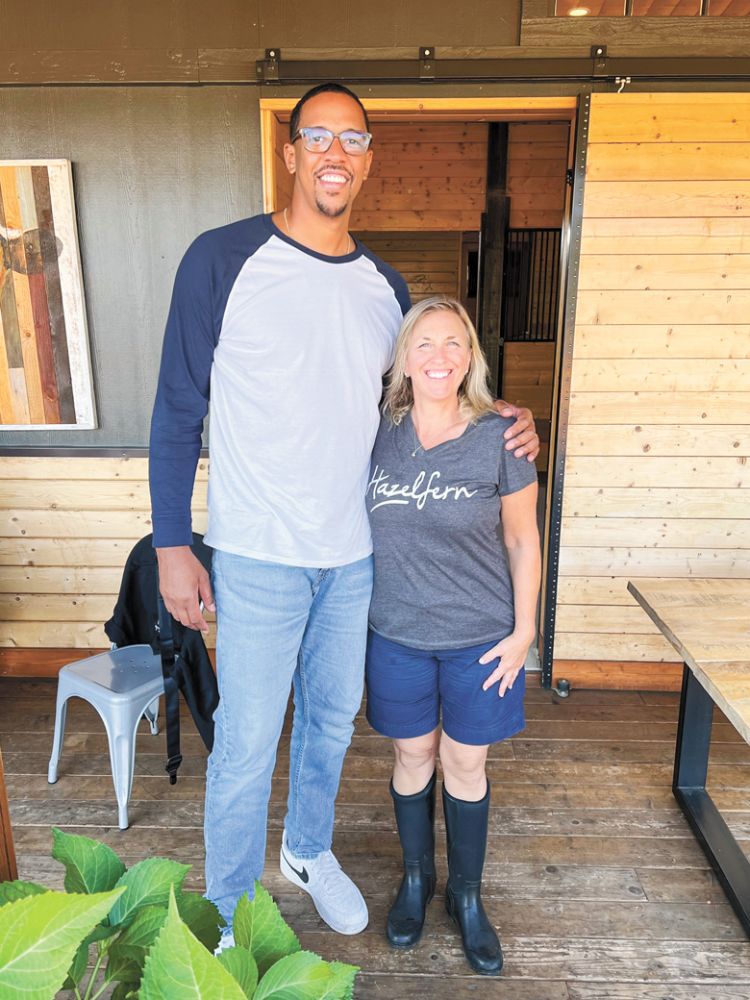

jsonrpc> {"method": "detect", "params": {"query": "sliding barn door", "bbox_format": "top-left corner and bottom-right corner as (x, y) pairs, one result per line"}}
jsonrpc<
(553, 92), (750, 689)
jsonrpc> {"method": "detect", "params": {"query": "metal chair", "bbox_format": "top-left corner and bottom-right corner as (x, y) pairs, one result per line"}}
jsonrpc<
(47, 645), (164, 830)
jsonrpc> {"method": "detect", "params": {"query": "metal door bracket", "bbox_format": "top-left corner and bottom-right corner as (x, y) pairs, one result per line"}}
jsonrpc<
(591, 44), (608, 77)
(256, 48), (281, 83)
(419, 46), (436, 80)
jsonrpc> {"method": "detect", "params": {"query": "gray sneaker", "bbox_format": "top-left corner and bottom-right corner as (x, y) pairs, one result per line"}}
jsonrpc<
(280, 835), (368, 935)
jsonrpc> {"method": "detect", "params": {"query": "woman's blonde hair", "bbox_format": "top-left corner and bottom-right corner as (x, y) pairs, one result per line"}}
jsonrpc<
(383, 296), (496, 425)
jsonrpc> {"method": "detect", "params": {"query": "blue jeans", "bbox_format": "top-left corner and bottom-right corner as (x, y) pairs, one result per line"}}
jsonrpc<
(204, 549), (373, 924)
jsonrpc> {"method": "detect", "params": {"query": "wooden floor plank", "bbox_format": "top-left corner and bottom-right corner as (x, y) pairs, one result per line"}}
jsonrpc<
(15, 854), (648, 904)
(7, 825), (721, 869)
(569, 986), (750, 999)
(278, 894), (747, 942)
(2, 748), (745, 785)
(23, 773), (743, 810)
(11, 771), (673, 808)
(356, 977), (569, 999)
(279, 931), (750, 983)
(16, 798), (746, 841)
(0, 697), (687, 725)
(637, 867), (730, 904)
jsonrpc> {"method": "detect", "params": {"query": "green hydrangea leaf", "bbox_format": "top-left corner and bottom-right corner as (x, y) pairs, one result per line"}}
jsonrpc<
(109, 857), (190, 928)
(105, 904), (169, 984)
(325, 961), (359, 1000)
(233, 884), (300, 976)
(0, 880), (47, 907)
(85, 921), (120, 945)
(177, 890), (223, 952)
(110, 982), (139, 1000)
(254, 951), (340, 1000)
(217, 946), (259, 997)
(52, 827), (126, 894)
(61, 939), (89, 991)
(106, 953), (143, 988)
(111, 904), (169, 954)
(140, 888), (246, 999)
(0, 888), (123, 1000)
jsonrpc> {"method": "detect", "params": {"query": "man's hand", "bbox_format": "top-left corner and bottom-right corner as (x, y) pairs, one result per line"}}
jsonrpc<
(156, 545), (215, 633)
(494, 400), (539, 462)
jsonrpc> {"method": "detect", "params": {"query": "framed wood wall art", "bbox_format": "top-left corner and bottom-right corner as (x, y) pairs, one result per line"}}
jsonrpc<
(0, 159), (96, 429)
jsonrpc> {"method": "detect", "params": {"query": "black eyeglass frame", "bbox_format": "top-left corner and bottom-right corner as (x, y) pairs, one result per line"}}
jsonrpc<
(290, 127), (373, 155)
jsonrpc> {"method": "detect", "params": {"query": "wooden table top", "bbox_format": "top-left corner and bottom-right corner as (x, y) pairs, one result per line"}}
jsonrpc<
(628, 579), (750, 745)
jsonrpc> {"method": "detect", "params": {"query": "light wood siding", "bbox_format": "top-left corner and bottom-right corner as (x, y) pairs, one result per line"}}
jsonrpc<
(556, 93), (750, 676)
(354, 232), (461, 303)
(0, 456), (216, 653)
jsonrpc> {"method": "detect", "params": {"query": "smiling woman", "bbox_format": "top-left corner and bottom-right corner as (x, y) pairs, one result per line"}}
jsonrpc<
(365, 295), (541, 974)
(385, 297), (495, 434)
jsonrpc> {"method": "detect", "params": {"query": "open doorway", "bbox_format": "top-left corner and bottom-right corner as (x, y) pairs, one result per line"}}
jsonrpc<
(260, 97), (578, 680)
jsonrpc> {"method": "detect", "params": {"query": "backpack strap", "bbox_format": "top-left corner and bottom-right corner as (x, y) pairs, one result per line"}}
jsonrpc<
(156, 587), (183, 784)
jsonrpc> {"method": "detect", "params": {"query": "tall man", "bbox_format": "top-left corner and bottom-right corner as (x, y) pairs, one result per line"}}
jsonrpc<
(150, 83), (538, 943)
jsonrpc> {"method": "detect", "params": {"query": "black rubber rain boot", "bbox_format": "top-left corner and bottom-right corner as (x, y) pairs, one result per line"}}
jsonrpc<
(386, 771), (437, 947)
(442, 781), (503, 975)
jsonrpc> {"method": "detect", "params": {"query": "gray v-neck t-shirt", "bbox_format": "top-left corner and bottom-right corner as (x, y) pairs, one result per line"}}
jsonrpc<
(366, 411), (538, 650)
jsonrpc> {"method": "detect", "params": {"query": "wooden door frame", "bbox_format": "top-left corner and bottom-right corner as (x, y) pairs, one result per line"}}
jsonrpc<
(259, 95), (581, 690)
(260, 96), (577, 212)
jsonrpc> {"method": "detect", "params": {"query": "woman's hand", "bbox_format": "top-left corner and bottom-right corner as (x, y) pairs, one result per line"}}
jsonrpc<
(478, 631), (534, 697)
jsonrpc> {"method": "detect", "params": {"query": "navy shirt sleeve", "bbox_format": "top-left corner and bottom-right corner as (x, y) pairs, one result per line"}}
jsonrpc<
(360, 246), (412, 316)
(149, 216), (273, 547)
(149, 232), (220, 547)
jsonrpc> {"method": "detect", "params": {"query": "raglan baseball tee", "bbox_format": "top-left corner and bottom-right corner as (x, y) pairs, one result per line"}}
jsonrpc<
(149, 213), (410, 567)
(367, 411), (538, 649)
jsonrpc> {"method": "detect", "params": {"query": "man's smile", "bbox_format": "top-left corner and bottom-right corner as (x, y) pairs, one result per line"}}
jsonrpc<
(316, 169), (351, 191)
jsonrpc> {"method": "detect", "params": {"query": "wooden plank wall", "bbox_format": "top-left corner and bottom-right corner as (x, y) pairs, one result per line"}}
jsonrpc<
(502, 340), (555, 457)
(554, 92), (750, 689)
(274, 119), (567, 230)
(0, 456), (214, 673)
(507, 121), (568, 229)
(354, 232), (461, 302)
(351, 123), (487, 232)
(273, 121), (488, 232)
(503, 122), (568, 470)
(273, 120), (294, 211)
(502, 341), (557, 414)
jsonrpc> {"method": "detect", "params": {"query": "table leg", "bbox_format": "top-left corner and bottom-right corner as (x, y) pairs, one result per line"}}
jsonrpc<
(0, 747), (17, 881)
(673, 663), (750, 936)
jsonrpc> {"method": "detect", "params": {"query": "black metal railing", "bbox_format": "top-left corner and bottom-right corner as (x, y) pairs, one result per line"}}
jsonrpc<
(501, 228), (562, 344)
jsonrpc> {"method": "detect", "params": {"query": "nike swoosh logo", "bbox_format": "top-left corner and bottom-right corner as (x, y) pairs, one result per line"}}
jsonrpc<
(283, 848), (309, 884)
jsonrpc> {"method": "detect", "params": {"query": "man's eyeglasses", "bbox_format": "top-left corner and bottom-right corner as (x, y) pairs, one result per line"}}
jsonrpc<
(291, 127), (372, 156)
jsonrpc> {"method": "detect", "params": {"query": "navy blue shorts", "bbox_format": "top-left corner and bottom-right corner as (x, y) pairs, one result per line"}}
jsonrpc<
(365, 629), (526, 747)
